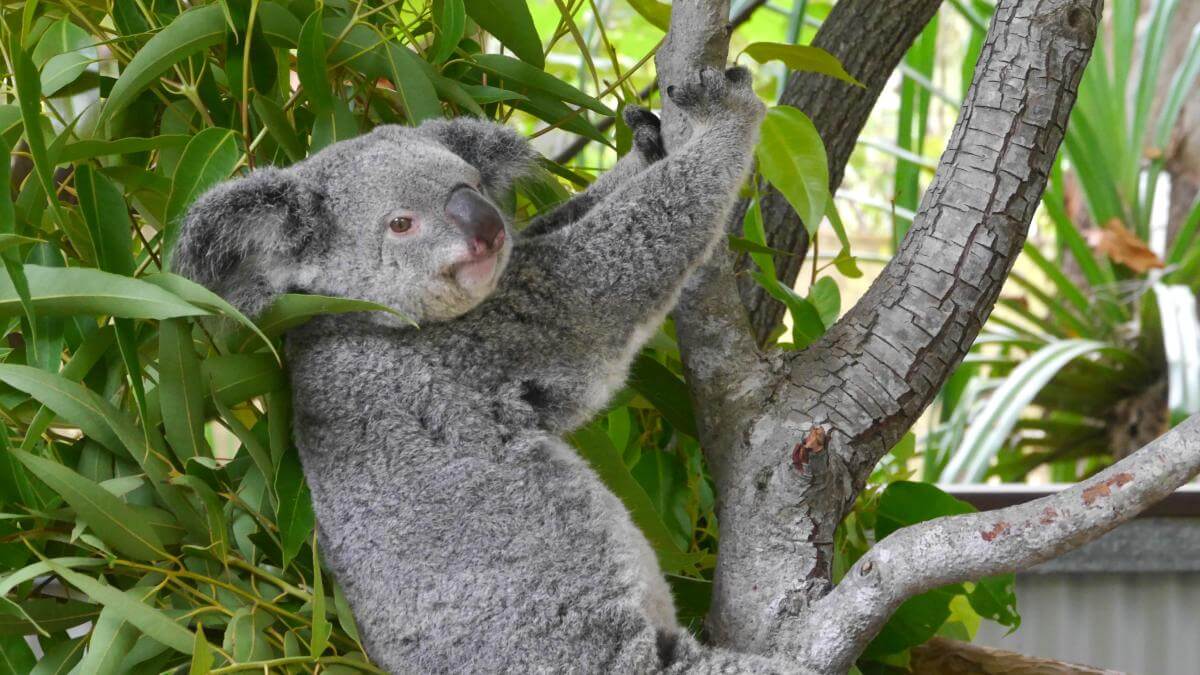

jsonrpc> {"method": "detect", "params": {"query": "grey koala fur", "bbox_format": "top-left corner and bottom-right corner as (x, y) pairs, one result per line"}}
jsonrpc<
(176, 66), (804, 673)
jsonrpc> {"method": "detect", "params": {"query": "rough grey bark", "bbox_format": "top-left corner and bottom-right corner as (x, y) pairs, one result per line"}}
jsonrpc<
(655, 0), (1151, 670)
(736, 0), (946, 345)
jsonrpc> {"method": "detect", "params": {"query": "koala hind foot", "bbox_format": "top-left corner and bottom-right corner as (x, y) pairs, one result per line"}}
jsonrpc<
(623, 106), (665, 163)
(666, 66), (765, 127)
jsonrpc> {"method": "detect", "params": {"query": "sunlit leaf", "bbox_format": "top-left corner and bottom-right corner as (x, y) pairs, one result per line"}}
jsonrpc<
(463, 0), (544, 68)
(755, 106), (829, 235)
(97, 5), (227, 126)
(743, 42), (863, 87)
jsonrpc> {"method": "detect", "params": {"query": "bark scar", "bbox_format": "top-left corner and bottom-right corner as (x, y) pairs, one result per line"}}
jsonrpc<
(1082, 472), (1134, 506)
(791, 426), (828, 473)
(980, 521), (1011, 542)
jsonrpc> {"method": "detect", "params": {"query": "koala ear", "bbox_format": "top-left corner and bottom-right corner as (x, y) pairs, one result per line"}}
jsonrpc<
(415, 118), (537, 196)
(170, 167), (331, 317)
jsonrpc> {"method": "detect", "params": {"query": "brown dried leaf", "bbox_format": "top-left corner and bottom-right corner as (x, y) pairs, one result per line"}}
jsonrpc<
(1091, 218), (1164, 273)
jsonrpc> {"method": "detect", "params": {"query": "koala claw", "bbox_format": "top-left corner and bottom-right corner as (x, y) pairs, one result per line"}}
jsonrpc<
(622, 105), (665, 163)
(666, 65), (764, 124)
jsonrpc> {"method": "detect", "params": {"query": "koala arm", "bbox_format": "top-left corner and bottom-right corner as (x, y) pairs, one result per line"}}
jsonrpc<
(522, 108), (665, 238)
(525, 68), (763, 336)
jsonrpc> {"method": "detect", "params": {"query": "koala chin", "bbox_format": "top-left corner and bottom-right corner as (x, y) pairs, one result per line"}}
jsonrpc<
(174, 67), (804, 673)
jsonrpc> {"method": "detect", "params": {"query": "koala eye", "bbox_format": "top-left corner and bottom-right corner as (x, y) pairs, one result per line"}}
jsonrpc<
(388, 216), (414, 234)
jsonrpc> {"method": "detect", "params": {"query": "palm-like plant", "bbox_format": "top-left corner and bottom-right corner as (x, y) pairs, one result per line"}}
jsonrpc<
(926, 0), (1200, 483)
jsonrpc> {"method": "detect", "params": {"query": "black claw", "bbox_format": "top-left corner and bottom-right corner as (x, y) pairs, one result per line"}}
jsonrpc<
(623, 106), (661, 131)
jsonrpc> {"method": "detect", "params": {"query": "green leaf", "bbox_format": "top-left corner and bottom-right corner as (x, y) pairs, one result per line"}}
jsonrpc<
(430, 0), (466, 64)
(297, 10), (333, 114)
(967, 574), (1020, 630)
(726, 235), (796, 258)
(0, 265), (208, 319)
(11, 448), (167, 561)
(223, 608), (273, 661)
(756, 106), (829, 235)
(252, 95), (306, 163)
(275, 448), (315, 569)
(865, 584), (962, 658)
(310, 99), (358, 153)
(158, 319), (210, 463)
(142, 272), (280, 363)
(875, 481), (975, 541)
(13, 36), (67, 236)
(75, 164), (135, 277)
(311, 534), (332, 657)
(463, 0), (544, 68)
(206, 354), (286, 406)
(97, 5), (227, 127)
(808, 276), (840, 328)
(942, 339), (1113, 482)
(42, 561), (195, 654)
(29, 636), (85, 675)
(58, 135), (191, 164)
(471, 54), (612, 116)
(188, 623), (214, 675)
(0, 364), (203, 532)
(171, 474), (230, 560)
(570, 424), (707, 573)
(31, 19), (95, 96)
(164, 128), (241, 267)
(251, 293), (414, 342)
(625, 0), (671, 31)
(743, 42), (863, 87)
(628, 354), (697, 438)
(0, 599), (99, 637)
(0, 364), (131, 456)
(382, 43), (443, 124)
(76, 602), (140, 675)
(0, 636), (36, 674)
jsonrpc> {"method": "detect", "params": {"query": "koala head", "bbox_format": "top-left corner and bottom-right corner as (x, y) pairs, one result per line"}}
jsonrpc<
(171, 118), (535, 326)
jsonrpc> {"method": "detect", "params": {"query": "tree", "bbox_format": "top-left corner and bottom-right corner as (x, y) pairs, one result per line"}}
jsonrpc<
(659, 0), (1200, 672)
(1, 0), (1197, 673)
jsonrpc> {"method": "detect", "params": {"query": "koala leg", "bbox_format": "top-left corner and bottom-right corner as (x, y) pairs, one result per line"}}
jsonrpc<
(522, 106), (665, 238)
(531, 66), (765, 334)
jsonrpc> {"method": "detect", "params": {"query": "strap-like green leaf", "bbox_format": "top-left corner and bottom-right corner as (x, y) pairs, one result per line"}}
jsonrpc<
(0, 265), (208, 319)
(11, 449), (167, 561)
(97, 5), (227, 127)
(43, 561), (194, 655)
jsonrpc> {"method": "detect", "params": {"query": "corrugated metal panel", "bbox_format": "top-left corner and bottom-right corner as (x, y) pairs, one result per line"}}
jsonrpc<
(975, 573), (1200, 675)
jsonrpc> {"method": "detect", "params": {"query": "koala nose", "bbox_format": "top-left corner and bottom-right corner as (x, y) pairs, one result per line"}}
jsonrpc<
(445, 186), (505, 255)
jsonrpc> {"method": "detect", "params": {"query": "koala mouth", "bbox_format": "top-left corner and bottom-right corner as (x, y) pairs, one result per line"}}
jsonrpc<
(451, 254), (498, 287)
(446, 247), (502, 289)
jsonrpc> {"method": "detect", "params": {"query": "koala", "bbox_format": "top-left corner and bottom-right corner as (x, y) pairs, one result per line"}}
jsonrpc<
(175, 66), (802, 673)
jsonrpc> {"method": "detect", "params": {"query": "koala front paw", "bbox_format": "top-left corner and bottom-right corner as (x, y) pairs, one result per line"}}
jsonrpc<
(622, 106), (665, 163)
(666, 66), (765, 126)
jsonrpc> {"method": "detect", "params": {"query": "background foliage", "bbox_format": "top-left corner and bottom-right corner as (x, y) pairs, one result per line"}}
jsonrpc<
(2, 0), (1194, 673)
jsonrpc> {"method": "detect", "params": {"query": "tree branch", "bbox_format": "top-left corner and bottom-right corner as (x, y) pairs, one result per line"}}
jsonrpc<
(789, 0), (1102, 491)
(737, 0), (945, 345)
(910, 637), (1122, 675)
(691, 0), (1104, 658)
(796, 414), (1200, 674)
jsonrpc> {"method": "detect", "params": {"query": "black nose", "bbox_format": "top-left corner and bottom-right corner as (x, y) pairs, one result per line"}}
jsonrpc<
(445, 186), (504, 254)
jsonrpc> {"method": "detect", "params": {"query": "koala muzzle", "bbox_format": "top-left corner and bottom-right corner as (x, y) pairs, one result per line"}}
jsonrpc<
(446, 186), (505, 256)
